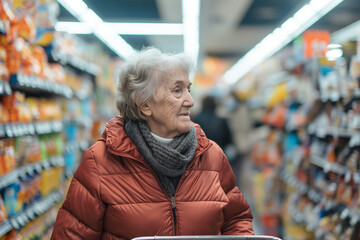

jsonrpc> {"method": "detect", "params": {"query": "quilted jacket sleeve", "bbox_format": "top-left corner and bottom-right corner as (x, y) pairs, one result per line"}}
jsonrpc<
(51, 148), (105, 240)
(219, 152), (254, 235)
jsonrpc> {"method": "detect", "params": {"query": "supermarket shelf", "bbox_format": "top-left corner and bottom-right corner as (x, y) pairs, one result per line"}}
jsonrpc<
(0, 189), (63, 237)
(0, 155), (65, 189)
(74, 89), (94, 100)
(65, 140), (91, 154)
(0, 220), (10, 237)
(50, 50), (99, 76)
(281, 171), (322, 203)
(0, 80), (12, 96)
(0, 120), (63, 138)
(9, 74), (73, 99)
(64, 116), (93, 128)
(311, 155), (360, 184)
(307, 124), (355, 138)
(288, 195), (360, 235)
(310, 155), (346, 175)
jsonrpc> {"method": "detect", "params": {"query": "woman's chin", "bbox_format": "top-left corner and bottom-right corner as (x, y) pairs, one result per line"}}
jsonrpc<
(179, 123), (192, 134)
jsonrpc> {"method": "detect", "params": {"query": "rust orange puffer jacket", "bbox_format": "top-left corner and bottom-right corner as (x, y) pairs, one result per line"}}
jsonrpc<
(51, 116), (254, 240)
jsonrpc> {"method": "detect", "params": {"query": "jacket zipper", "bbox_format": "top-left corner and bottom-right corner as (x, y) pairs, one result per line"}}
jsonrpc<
(167, 143), (212, 235)
(170, 196), (177, 235)
(108, 141), (212, 235)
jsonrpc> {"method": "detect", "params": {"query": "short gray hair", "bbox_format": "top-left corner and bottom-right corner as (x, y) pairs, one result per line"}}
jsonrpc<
(116, 47), (194, 121)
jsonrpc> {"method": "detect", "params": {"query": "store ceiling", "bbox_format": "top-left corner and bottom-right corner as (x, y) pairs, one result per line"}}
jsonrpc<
(58, 0), (360, 73)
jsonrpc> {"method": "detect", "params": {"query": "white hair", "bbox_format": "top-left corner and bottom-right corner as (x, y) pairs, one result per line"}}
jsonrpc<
(116, 47), (195, 121)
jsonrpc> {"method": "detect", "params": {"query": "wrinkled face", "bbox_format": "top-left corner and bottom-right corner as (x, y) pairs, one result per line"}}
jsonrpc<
(142, 69), (194, 139)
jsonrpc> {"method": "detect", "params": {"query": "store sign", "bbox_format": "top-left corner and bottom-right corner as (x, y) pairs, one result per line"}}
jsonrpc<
(303, 30), (330, 59)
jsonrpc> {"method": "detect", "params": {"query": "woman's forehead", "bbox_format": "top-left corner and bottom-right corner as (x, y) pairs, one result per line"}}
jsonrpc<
(161, 70), (190, 85)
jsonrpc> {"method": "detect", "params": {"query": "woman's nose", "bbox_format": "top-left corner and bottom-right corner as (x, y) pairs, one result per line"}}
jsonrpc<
(184, 90), (194, 107)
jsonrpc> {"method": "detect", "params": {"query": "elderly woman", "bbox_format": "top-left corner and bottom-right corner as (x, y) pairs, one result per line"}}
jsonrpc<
(51, 48), (254, 239)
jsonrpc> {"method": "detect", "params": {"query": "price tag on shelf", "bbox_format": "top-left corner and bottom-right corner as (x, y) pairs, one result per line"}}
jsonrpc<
(0, 220), (12, 237)
(0, 170), (19, 189)
(345, 170), (352, 183)
(42, 161), (51, 170)
(316, 127), (327, 138)
(350, 214), (359, 226)
(25, 207), (35, 221)
(0, 125), (5, 138)
(354, 173), (360, 184)
(9, 217), (20, 230)
(0, 82), (3, 95)
(340, 208), (350, 219)
(349, 134), (360, 147)
(34, 163), (42, 174)
(324, 162), (331, 173)
(16, 215), (25, 228)
(26, 165), (35, 176)
(4, 81), (11, 95)
(4, 124), (13, 138)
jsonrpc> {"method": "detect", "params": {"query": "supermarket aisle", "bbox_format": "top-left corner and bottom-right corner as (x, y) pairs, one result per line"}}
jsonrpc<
(232, 32), (360, 239)
(1, 0), (360, 238)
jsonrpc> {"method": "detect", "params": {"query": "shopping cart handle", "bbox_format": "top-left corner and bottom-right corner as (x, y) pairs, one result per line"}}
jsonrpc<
(132, 235), (282, 240)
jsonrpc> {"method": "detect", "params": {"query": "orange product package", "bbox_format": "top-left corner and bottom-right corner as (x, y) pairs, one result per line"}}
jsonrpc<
(0, 0), (15, 46)
(0, 95), (10, 123)
(31, 45), (47, 78)
(20, 43), (40, 76)
(5, 38), (23, 75)
(0, 197), (8, 223)
(9, 91), (25, 123)
(0, 140), (5, 175)
(49, 63), (65, 83)
(270, 103), (287, 128)
(0, 46), (9, 81)
(0, 139), (17, 174)
(16, 14), (36, 42)
(25, 97), (40, 121)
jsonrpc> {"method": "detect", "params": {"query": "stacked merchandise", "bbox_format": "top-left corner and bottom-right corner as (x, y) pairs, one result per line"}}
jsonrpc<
(0, 0), (69, 238)
(244, 30), (360, 240)
(0, 0), (118, 239)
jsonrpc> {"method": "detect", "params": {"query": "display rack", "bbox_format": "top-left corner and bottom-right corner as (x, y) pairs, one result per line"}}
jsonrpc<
(243, 27), (360, 239)
(0, 0), (114, 238)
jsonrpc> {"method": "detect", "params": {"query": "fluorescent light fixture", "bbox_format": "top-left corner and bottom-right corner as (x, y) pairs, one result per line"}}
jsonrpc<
(56, 0), (135, 59)
(95, 25), (135, 59)
(56, 22), (184, 35)
(326, 48), (343, 60)
(223, 0), (344, 85)
(182, 0), (200, 67)
(331, 19), (360, 44)
(326, 43), (343, 60)
(56, 22), (92, 34)
(80, 8), (103, 27)
(328, 43), (342, 49)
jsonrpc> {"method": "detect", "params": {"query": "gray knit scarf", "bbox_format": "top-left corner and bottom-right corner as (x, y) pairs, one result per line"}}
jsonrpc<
(125, 120), (197, 197)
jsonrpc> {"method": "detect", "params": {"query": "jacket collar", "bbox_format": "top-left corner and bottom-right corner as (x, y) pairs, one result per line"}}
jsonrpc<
(101, 115), (211, 161)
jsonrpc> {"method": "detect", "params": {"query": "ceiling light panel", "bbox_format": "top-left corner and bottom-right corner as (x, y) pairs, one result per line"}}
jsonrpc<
(224, 0), (344, 85)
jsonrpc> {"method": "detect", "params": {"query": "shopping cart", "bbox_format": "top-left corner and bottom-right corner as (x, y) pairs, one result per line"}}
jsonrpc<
(132, 235), (282, 240)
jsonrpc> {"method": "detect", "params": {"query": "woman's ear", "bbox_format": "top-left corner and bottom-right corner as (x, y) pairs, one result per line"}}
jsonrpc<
(140, 103), (152, 117)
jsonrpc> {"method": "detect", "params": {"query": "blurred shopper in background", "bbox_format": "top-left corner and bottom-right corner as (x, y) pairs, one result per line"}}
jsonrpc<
(192, 95), (233, 151)
(192, 95), (244, 180)
(51, 47), (254, 239)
